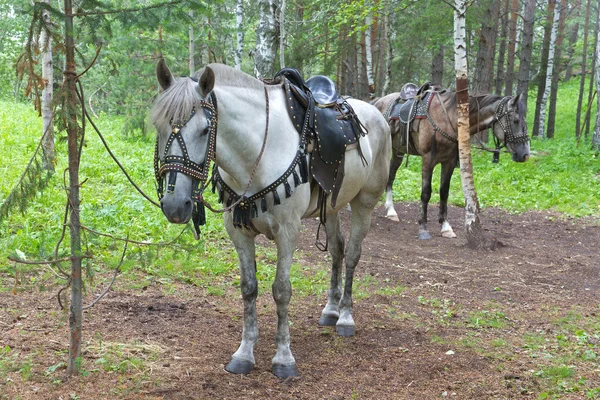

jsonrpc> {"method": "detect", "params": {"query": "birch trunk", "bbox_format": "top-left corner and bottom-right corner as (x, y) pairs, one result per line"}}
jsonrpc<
(41, 0), (54, 172)
(254, 0), (280, 79)
(504, 0), (519, 96)
(235, 0), (244, 70)
(279, 0), (286, 69)
(189, 11), (195, 75)
(593, 1), (600, 150)
(495, 0), (509, 94)
(365, 11), (375, 97)
(454, 0), (494, 250)
(537, 0), (561, 139)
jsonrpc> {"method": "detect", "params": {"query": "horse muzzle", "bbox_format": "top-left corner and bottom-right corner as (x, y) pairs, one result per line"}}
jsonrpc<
(160, 193), (193, 224)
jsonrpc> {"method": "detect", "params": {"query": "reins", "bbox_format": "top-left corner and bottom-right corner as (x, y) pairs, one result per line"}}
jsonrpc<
(200, 86), (271, 215)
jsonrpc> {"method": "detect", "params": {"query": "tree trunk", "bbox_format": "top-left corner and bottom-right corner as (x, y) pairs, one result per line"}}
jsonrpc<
(516, 0), (536, 115)
(504, 0), (519, 96)
(564, 2), (581, 81)
(431, 45), (444, 86)
(495, 0), (509, 94)
(586, 10), (598, 138)
(382, 1), (394, 96)
(64, 0), (83, 376)
(576, 0), (592, 139)
(279, 0), (286, 69)
(473, 0), (499, 94)
(536, 0), (560, 139)
(593, 1), (600, 150)
(532, 0), (556, 138)
(254, 0), (280, 79)
(364, 8), (375, 98)
(41, 0), (54, 172)
(188, 11), (195, 75)
(454, 0), (493, 250)
(547, 0), (568, 139)
(235, 0), (244, 70)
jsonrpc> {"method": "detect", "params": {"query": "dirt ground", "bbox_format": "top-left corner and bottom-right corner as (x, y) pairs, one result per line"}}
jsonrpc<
(2, 203), (600, 399)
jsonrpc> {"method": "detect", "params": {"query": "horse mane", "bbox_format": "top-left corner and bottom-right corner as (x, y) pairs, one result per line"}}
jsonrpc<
(440, 90), (526, 116)
(197, 63), (267, 91)
(150, 77), (200, 135)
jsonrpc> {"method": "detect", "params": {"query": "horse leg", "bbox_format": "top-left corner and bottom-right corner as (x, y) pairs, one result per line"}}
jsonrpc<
(224, 229), (259, 375)
(318, 213), (345, 326)
(271, 221), (301, 378)
(385, 153), (404, 221)
(439, 159), (457, 238)
(418, 158), (434, 240)
(335, 199), (373, 337)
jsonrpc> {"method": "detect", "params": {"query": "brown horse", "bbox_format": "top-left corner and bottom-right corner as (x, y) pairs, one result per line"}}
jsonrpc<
(374, 88), (530, 240)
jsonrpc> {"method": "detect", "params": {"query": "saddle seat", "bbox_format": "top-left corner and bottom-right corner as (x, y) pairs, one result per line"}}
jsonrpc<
(306, 75), (339, 106)
(273, 68), (367, 209)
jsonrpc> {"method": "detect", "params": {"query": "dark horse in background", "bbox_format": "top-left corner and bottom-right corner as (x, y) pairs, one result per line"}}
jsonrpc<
(374, 86), (530, 240)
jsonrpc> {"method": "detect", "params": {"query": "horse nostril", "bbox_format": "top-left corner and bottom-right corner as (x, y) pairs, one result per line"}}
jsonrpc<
(184, 199), (193, 213)
(523, 154), (529, 162)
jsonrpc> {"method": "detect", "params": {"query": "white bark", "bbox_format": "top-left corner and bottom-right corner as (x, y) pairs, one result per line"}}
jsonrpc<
(279, 0), (286, 69)
(235, 0), (244, 70)
(254, 0), (279, 79)
(455, 0), (488, 249)
(593, 1), (600, 150)
(365, 9), (374, 96)
(537, 1), (561, 139)
(41, 0), (54, 171)
(189, 11), (195, 75)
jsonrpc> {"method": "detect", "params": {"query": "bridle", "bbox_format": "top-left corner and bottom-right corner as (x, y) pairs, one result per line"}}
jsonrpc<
(154, 86), (218, 238)
(492, 96), (529, 146)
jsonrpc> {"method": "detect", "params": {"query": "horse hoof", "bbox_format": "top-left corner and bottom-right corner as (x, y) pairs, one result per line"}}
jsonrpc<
(336, 325), (355, 337)
(318, 315), (339, 326)
(418, 231), (432, 240)
(386, 214), (400, 222)
(441, 230), (457, 238)
(272, 364), (299, 379)
(225, 358), (254, 375)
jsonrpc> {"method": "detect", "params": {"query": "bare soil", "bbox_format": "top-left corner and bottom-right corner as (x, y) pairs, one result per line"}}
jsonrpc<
(2, 203), (599, 399)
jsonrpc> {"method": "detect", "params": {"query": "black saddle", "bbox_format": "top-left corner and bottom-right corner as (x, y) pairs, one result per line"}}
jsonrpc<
(274, 67), (367, 208)
(389, 83), (436, 124)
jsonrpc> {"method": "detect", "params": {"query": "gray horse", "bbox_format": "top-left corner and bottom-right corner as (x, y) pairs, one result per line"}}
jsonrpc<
(150, 60), (391, 378)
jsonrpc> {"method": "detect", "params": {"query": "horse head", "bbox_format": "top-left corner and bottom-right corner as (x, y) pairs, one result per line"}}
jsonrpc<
(491, 93), (530, 162)
(151, 59), (216, 226)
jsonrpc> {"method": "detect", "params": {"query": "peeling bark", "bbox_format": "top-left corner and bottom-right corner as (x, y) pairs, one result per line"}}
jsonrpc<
(254, 0), (280, 79)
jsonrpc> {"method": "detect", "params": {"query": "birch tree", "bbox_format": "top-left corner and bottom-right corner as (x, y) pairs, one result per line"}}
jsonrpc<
(254, 0), (280, 79)
(453, 0), (495, 250)
(536, 0), (561, 139)
(40, 0), (54, 172)
(279, 0), (286, 69)
(364, 5), (375, 97)
(235, 0), (244, 70)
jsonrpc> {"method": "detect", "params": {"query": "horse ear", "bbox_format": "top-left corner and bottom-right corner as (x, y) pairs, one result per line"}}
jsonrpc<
(156, 59), (174, 90)
(512, 93), (522, 106)
(199, 66), (215, 98)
